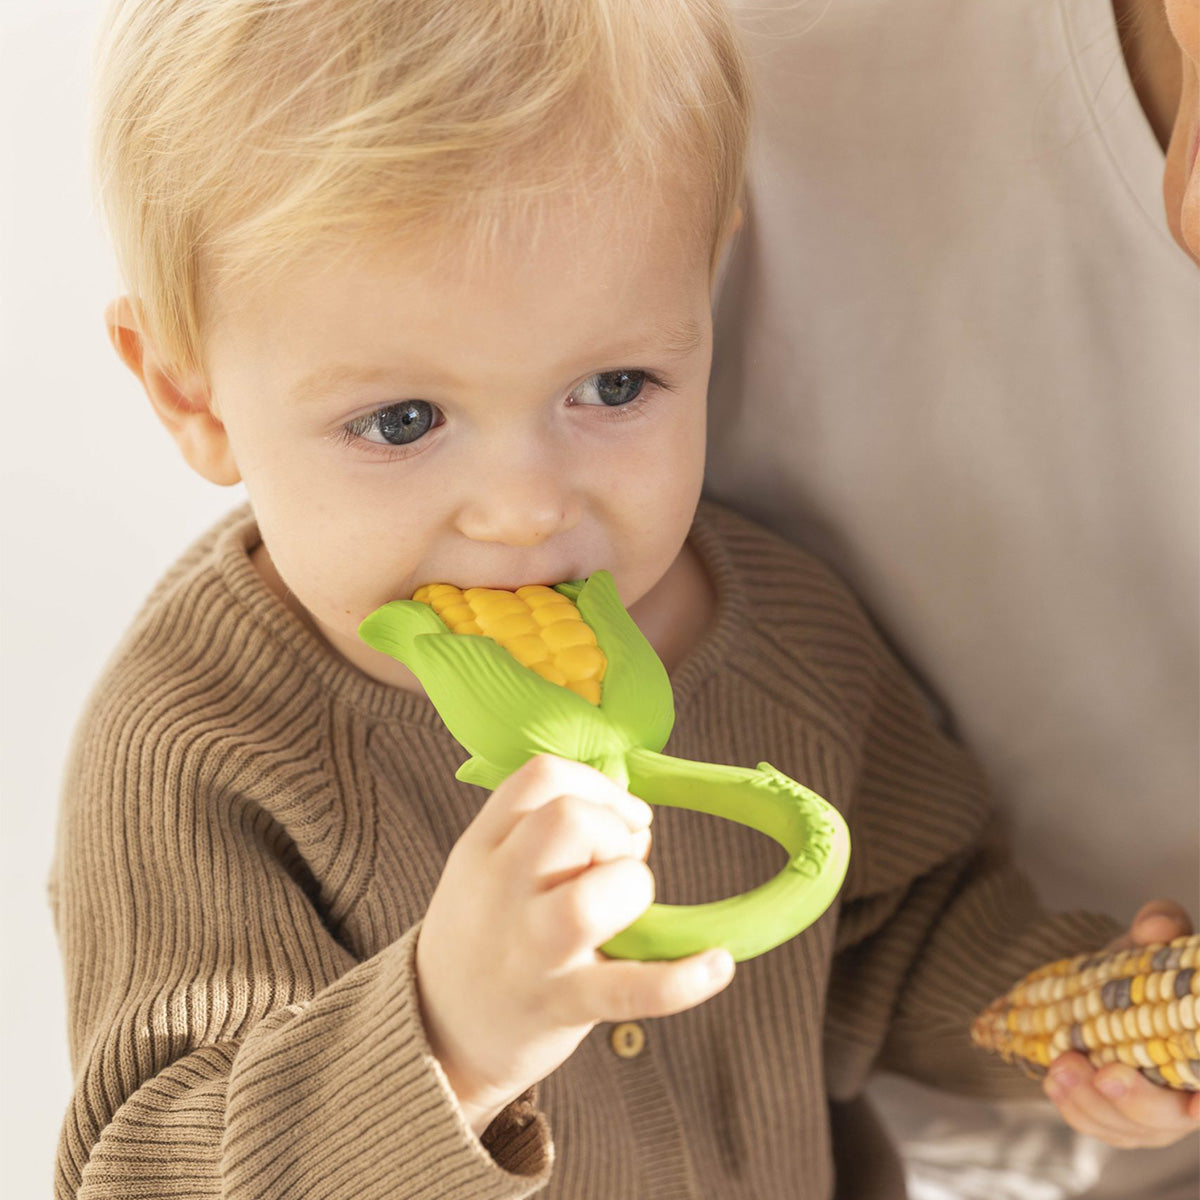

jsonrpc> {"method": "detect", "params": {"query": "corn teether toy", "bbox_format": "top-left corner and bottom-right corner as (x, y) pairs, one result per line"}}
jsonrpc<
(971, 934), (1200, 1091)
(358, 570), (850, 963)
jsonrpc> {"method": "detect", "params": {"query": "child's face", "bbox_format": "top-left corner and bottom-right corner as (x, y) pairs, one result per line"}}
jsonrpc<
(200, 192), (724, 690)
(1163, 0), (1199, 262)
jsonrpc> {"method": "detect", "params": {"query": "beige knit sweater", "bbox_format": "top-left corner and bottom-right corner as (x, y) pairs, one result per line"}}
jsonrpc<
(49, 500), (1118, 1199)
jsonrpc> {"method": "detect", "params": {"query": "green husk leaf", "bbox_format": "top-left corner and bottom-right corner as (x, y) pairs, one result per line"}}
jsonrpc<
(358, 599), (447, 660)
(562, 571), (674, 752)
(455, 756), (512, 790)
(359, 599), (622, 772)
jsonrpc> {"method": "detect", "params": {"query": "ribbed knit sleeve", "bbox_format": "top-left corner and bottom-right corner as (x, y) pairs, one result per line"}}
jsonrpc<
(48, 513), (552, 1199)
(817, 575), (1122, 1101)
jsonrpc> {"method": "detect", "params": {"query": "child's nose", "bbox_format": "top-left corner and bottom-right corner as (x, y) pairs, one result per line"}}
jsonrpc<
(454, 458), (581, 547)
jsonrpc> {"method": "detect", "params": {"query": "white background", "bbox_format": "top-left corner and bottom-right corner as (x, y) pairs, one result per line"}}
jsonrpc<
(1, 2), (242, 1190)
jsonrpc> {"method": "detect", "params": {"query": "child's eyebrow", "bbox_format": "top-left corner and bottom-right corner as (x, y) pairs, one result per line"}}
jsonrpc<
(286, 316), (705, 406)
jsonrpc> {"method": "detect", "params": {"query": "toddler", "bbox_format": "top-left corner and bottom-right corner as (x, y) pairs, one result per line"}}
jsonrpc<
(50, 1), (1197, 1197)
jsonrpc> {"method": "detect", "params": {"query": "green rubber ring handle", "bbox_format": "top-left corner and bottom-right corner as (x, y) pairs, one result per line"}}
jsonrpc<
(600, 748), (849, 961)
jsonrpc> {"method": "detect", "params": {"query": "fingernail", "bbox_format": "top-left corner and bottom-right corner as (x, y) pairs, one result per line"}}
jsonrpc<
(1050, 1065), (1080, 1091)
(705, 950), (734, 983)
(1096, 1073), (1130, 1100)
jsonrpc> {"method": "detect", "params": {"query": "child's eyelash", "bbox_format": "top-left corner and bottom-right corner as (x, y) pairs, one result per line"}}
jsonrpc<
(333, 402), (441, 462)
(334, 369), (676, 462)
(581, 370), (673, 422)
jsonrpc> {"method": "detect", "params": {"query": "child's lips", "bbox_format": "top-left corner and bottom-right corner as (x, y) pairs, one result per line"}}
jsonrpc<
(411, 570), (590, 596)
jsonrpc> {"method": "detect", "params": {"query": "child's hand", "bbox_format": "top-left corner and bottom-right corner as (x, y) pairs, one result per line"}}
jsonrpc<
(1043, 899), (1200, 1148)
(414, 754), (735, 1138)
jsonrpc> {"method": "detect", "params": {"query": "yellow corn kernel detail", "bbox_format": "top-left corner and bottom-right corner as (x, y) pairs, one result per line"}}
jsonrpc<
(970, 935), (1200, 1093)
(540, 619), (598, 652)
(416, 583), (458, 605)
(516, 585), (564, 606)
(1153, 1004), (1172, 1039)
(438, 602), (476, 626)
(1146, 1038), (1171, 1067)
(490, 613), (541, 641)
(531, 660), (568, 687)
(554, 643), (606, 682)
(414, 583), (606, 704)
(567, 679), (602, 705)
(1159, 1061), (1183, 1088)
(1185, 997), (1199, 1030)
(531, 602), (579, 627)
(506, 635), (552, 668)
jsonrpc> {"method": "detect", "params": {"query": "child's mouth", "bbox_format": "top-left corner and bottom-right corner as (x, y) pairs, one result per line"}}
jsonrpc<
(410, 573), (590, 599)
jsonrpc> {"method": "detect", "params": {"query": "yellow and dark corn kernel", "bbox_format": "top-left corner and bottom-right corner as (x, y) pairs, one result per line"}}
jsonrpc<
(970, 934), (1200, 1091)
(413, 583), (606, 705)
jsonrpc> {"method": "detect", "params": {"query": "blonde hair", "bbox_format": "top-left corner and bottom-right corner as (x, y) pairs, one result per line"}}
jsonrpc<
(91, 0), (752, 379)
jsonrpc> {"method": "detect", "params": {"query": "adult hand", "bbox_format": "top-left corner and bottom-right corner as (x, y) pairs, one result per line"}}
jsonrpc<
(1043, 900), (1200, 1147)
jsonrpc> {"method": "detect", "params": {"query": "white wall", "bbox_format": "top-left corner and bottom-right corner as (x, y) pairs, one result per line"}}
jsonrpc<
(0, 2), (243, 1190)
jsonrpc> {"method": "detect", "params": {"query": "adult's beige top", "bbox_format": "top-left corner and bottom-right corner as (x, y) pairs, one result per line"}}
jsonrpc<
(707, 1), (1199, 1195)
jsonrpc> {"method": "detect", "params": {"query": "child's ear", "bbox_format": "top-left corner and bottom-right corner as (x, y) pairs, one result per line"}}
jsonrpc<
(105, 296), (241, 487)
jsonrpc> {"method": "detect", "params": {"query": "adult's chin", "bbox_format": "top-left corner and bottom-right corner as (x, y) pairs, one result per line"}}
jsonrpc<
(1163, 70), (1200, 265)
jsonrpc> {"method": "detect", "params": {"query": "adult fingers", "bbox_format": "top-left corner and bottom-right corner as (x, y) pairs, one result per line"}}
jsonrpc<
(1046, 1055), (1200, 1148)
(1104, 899), (1194, 953)
(1130, 899), (1193, 944)
(1045, 1055), (1142, 1146)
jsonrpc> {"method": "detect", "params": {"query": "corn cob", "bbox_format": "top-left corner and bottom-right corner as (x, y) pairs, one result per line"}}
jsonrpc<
(970, 933), (1200, 1091)
(412, 583), (606, 705)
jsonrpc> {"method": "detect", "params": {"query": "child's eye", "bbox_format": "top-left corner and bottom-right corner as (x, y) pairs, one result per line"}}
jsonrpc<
(342, 400), (442, 447)
(572, 370), (652, 408)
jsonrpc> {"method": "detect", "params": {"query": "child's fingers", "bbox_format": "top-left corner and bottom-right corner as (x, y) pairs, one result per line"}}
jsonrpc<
(474, 754), (652, 849)
(500, 792), (649, 891)
(526, 856), (655, 962)
(565, 948), (736, 1025)
(632, 825), (652, 862)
